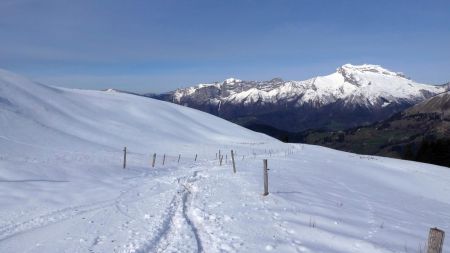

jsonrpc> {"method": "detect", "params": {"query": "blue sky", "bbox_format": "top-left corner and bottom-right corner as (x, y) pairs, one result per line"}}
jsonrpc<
(1, 0), (449, 92)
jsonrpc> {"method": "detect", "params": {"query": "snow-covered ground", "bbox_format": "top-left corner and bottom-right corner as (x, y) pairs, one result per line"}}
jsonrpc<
(1, 69), (449, 252)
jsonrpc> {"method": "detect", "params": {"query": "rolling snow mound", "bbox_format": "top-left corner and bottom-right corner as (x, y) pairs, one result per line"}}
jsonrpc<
(0, 68), (273, 155)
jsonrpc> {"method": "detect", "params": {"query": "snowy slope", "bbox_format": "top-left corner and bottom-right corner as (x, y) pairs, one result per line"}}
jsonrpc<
(1, 69), (450, 253)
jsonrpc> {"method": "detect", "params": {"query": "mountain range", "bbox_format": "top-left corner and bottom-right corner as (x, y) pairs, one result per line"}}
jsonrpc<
(148, 64), (446, 132)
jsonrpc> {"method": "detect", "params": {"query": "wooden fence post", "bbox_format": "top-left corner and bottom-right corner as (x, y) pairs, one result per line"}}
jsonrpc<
(163, 154), (166, 165)
(195, 154), (197, 161)
(428, 227), (445, 253)
(123, 147), (127, 169)
(152, 153), (156, 168)
(178, 154), (181, 163)
(231, 150), (236, 173)
(263, 159), (269, 196)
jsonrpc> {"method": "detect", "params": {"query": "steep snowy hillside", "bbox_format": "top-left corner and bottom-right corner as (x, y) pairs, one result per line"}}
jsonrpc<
(149, 64), (445, 131)
(1, 69), (450, 253)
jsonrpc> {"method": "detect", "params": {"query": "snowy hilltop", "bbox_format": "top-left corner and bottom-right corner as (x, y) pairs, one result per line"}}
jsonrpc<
(1, 69), (450, 252)
(149, 64), (445, 132)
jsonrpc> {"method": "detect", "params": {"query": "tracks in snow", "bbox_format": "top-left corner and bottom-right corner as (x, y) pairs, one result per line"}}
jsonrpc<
(0, 160), (238, 252)
(0, 199), (115, 243)
(0, 162), (211, 252)
(136, 170), (205, 253)
(0, 171), (152, 246)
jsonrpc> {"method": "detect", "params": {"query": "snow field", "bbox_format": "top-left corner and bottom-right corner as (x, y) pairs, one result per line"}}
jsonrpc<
(2, 135), (450, 252)
(1, 69), (450, 252)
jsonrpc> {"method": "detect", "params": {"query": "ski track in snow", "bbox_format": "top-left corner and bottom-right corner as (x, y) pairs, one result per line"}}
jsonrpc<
(0, 171), (149, 244)
(0, 199), (115, 243)
(136, 170), (205, 253)
(137, 166), (233, 253)
(0, 158), (226, 253)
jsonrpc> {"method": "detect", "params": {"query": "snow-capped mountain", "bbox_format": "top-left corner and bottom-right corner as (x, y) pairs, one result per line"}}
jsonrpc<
(149, 64), (446, 132)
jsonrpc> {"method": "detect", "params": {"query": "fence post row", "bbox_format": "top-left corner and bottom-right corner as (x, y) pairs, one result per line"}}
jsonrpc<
(428, 227), (445, 253)
(231, 150), (236, 173)
(123, 148), (277, 200)
(263, 159), (269, 196)
(123, 147), (127, 169)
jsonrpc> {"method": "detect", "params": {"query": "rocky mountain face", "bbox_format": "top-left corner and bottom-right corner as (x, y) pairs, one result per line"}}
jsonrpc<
(405, 91), (450, 118)
(299, 91), (450, 167)
(148, 64), (445, 132)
